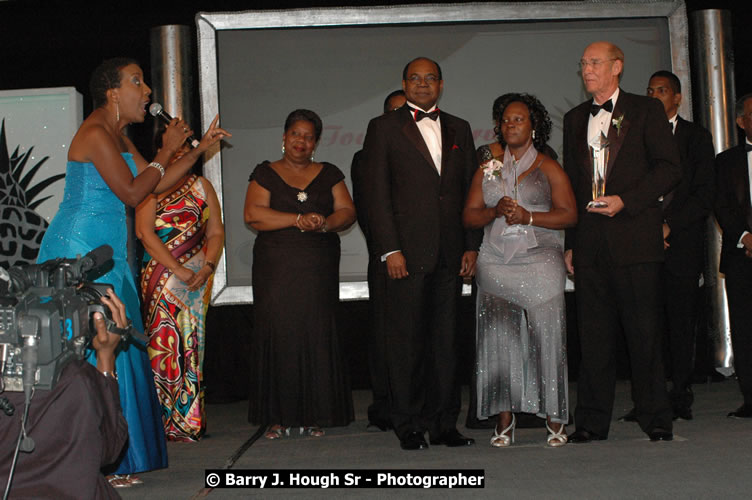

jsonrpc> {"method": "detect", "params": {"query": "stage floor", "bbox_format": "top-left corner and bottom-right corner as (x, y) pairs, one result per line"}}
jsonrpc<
(119, 379), (751, 499)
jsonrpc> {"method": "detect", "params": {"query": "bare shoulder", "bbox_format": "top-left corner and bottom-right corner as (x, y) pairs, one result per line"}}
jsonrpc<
(69, 118), (120, 162)
(198, 175), (217, 195)
(537, 152), (566, 179)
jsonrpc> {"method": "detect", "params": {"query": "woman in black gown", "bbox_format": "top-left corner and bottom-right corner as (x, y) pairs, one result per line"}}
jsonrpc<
(244, 109), (356, 438)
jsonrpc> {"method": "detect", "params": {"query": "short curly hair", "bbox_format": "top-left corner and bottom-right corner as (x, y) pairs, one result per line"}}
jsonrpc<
(492, 93), (552, 152)
(284, 109), (323, 142)
(89, 57), (139, 109)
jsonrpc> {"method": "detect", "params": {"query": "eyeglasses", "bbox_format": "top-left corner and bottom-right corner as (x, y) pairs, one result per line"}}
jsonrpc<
(578, 58), (617, 70)
(405, 74), (440, 85)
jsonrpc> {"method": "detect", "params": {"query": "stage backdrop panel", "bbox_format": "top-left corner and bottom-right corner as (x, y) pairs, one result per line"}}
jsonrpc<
(197, 0), (689, 304)
(0, 87), (83, 269)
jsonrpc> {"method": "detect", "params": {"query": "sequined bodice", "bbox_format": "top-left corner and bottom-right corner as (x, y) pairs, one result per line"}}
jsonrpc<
(38, 153), (136, 270)
(58, 153), (134, 221)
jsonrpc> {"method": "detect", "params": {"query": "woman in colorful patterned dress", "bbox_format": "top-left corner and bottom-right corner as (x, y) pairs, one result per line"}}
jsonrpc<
(136, 158), (224, 442)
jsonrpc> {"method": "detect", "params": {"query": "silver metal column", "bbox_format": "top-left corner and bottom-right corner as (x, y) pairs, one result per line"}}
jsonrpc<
(690, 9), (736, 375)
(150, 25), (196, 149)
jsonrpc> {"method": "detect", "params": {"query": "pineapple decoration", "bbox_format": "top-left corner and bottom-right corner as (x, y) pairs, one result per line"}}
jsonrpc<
(0, 119), (65, 269)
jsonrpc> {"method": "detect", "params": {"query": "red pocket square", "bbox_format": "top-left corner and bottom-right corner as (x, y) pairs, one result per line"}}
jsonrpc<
(452, 144), (460, 150)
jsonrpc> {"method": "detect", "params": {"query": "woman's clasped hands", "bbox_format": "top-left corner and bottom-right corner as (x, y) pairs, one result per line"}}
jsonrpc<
(495, 196), (529, 225)
(295, 212), (326, 232)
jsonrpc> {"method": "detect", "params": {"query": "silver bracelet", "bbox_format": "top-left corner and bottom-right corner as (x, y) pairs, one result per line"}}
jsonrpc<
(528, 211), (534, 226)
(101, 371), (118, 380)
(147, 161), (165, 178)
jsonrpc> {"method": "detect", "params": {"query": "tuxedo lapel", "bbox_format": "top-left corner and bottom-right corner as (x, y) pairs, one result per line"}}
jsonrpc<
(575, 105), (592, 178)
(605, 91), (629, 180)
(400, 110), (439, 177)
(674, 117), (688, 150)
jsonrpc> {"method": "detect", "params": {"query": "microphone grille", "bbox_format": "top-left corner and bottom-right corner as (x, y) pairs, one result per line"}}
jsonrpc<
(148, 103), (163, 116)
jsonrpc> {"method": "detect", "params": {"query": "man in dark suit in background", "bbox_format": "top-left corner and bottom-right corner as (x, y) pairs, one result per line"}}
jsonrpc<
(351, 89), (406, 432)
(714, 92), (752, 419)
(621, 70), (715, 422)
(362, 57), (481, 450)
(563, 42), (681, 442)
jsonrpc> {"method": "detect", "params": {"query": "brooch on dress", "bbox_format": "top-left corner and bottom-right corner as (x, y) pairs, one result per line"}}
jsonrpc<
(297, 191), (308, 202)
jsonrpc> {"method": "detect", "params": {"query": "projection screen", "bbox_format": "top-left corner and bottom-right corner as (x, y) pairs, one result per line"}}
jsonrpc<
(196, 0), (690, 305)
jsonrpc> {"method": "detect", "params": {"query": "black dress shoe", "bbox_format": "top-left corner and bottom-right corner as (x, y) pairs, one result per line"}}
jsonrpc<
(648, 428), (673, 441)
(400, 431), (429, 450)
(727, 404), (752, 418)
(429, 429), (475, 447)
(618, 408), (637, 422)
(366, 419), (393, 432)
(568, 429), (606, 444)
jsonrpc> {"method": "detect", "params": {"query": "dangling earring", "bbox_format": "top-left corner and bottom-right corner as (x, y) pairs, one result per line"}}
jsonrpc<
(531, 129), (536, 140)
(281, 143), (285, 154)
(116, 102), (120, 122)
(310, 152), (315, 162)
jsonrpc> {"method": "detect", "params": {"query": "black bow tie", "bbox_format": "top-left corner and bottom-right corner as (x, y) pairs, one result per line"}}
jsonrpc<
(590, 99), (613, 116)
(746, 143), (752, 152)
(414, 109), (440, 122)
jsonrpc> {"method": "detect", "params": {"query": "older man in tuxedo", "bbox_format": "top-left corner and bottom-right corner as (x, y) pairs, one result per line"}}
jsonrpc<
(362, 57), (481, 450)
(715, 93), (752, 419)
(563, 42), (681, 442)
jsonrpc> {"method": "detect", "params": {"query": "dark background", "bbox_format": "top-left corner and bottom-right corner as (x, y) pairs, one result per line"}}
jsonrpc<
(1, 0), (750, 116)
(1, 0), (749, 400)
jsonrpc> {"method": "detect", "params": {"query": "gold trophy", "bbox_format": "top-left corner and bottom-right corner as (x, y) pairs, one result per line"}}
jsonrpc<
(587, 131), (609, 208)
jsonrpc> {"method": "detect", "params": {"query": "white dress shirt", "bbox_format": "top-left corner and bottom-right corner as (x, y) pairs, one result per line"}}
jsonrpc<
(587, 88), (620, 145)
(668, 114), (678, 135)
(407, 102), (442, 174)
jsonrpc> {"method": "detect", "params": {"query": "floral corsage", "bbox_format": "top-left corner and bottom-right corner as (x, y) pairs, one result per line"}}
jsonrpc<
(612, 114), (625, 136)
(482, 158), (503, 179)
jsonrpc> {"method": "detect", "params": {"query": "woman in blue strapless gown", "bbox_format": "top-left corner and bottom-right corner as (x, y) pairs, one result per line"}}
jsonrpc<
(37, 58), (229, 484)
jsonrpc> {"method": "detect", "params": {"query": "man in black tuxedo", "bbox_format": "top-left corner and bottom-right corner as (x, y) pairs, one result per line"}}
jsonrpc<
(714, 93), (752, 419)
(351, 89), (406, 432)
(362, 57), (481, 450)
(621, 71), (715, 422)
(563, 42), (681, 442)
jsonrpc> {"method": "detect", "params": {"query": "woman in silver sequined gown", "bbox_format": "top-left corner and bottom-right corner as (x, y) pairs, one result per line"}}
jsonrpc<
(463, 94), (577, 447)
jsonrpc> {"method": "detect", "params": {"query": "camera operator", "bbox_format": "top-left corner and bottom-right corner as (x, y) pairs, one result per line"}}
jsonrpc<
(0, 290), (129, 499)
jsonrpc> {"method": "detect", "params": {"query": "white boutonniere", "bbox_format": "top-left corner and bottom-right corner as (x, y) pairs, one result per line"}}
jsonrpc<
(612, 114), (625, 136)
(482, 158), (503, 179)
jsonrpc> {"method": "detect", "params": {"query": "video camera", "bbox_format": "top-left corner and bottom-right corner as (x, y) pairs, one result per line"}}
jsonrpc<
(0, 245), (129, 393)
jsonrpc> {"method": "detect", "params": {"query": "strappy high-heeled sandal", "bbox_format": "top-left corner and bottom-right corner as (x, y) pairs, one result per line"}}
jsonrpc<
(546, 421), (568, 447)
(107, 475), (132, 488)
(264, 425), (289, 440)
(300, 426), (325, 437)
(490, 414), (515, 447)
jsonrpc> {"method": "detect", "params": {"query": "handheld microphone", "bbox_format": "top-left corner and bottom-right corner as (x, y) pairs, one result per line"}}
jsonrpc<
(149, 103), (200, 149)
